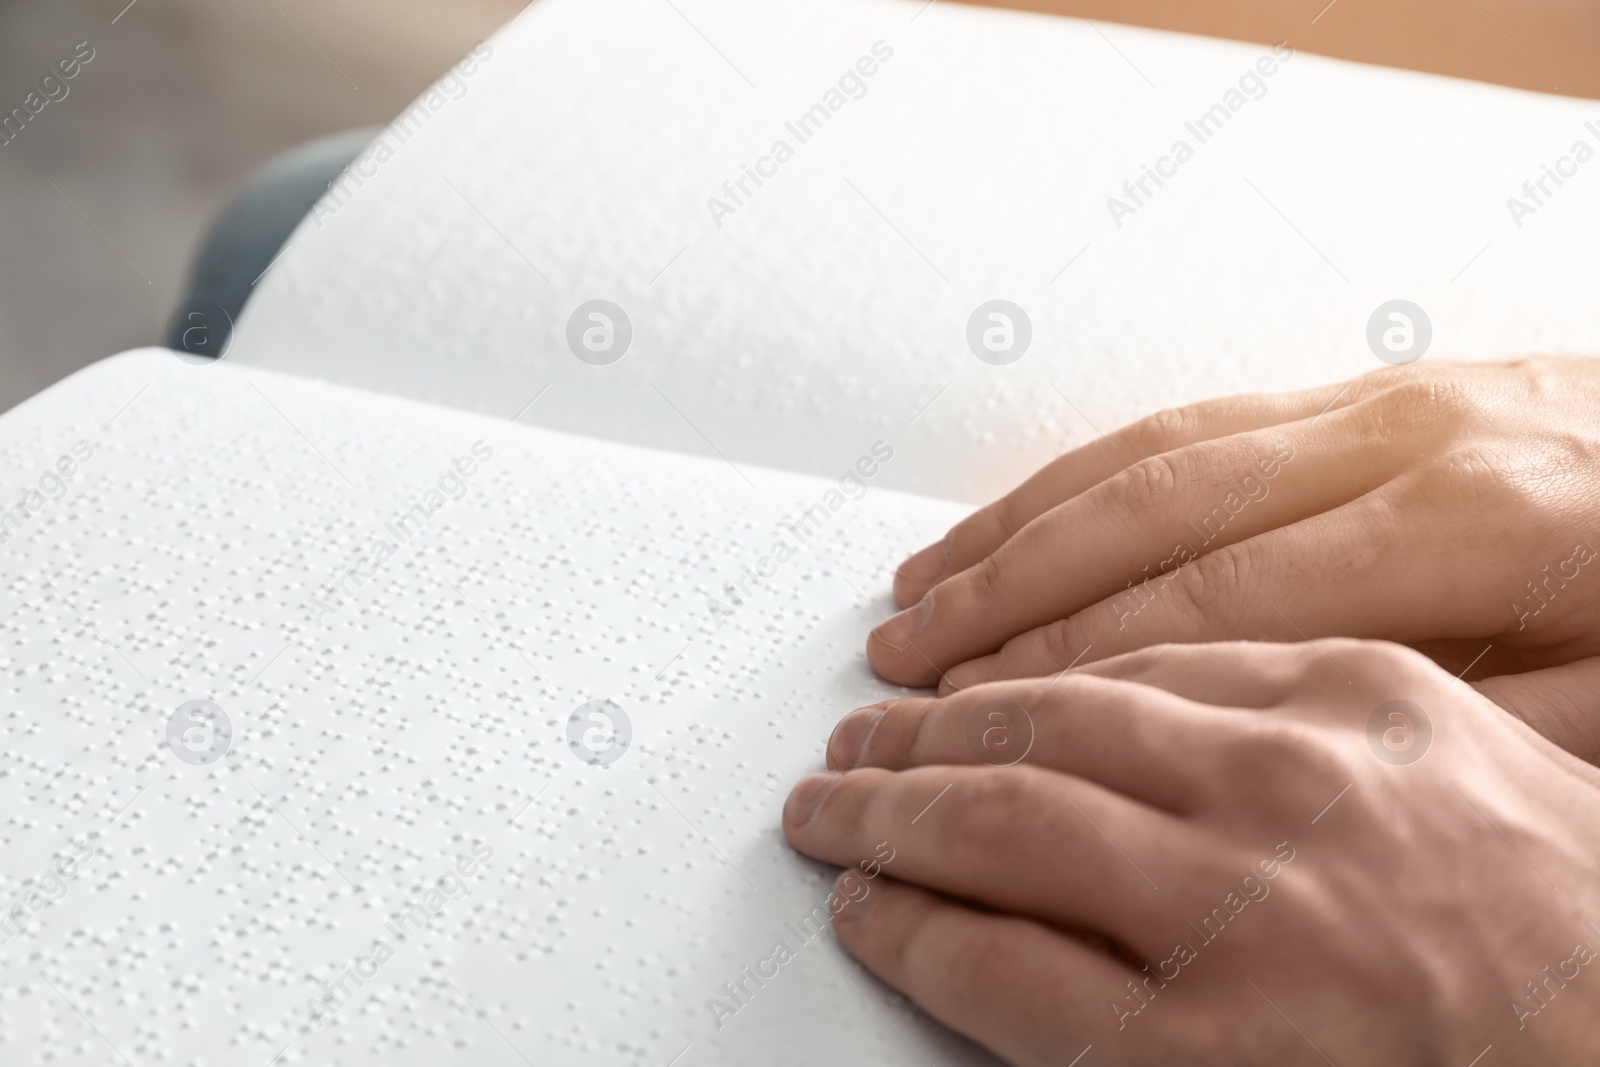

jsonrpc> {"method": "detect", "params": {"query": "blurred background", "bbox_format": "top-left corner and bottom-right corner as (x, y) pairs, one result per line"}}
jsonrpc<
(0, 0), (525, 414)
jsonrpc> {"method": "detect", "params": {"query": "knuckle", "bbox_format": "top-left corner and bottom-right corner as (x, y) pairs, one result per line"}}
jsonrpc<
(1359, 377), (1471, 441)
(1279, 641), (1357, 697)
(942, 771), (1034, 857)
(1215, 720), (1351, 799)
(947, 929), (1027, 1015)
(1403, 444), (1534, 516)
(1124, 404), (1199, 459)
(1288, 638), (1343, 681)
(1031, 616), (1085, 669)
(969, 551), (1007, 606)
(1174, 545), (1249, 626)
(1110, 454), (1183, 517)
(1319, 637), (1433, 684)
(1359, 361), (1432, 391)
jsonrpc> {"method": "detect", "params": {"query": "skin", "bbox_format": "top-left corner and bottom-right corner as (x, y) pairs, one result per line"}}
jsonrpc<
(784, 640), (1600, 1065)
(960, 0), (1600, 99)
(867, 359), (1600, 761)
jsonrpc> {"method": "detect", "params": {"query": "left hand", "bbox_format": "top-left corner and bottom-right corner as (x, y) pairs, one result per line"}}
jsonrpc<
(865, 358), (1600, 693)
(783, 640), (1600, 1066)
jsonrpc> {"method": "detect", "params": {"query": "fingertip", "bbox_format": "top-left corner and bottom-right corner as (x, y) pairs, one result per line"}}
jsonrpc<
(893, 537), (953, 606)
(868, 599), (931, 654)
(864, 629), (900, 678)
(828, 705), (886, 770)
(783, 772), (843, 830)
(891, 571), (922, 610)
(865, 626), (941, 688)
(942, 654), (998, 695)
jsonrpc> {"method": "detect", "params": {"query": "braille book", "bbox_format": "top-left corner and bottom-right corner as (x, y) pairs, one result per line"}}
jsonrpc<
(4, 0), (1596, 1062)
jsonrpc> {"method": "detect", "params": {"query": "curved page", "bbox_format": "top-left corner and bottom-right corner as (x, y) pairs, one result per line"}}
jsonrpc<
(232, 0), (1600, 502)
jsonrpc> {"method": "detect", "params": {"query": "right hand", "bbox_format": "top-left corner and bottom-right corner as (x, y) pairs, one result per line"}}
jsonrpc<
(867, 359), (1600, 712)
(786, 639), (1600, 1065)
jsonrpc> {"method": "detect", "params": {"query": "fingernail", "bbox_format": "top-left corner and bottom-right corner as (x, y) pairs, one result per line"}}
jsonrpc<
(943, 656), (996, 692)
(829, 706), (885, 769)
(785, 773), (842, 826)
(896, 535), (953, 587)
(871, 597), (932, 652)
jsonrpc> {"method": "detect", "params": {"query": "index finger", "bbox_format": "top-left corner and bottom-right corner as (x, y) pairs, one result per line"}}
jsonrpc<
(870, 406), (1397, 688)
(892, 383), (1357, 607)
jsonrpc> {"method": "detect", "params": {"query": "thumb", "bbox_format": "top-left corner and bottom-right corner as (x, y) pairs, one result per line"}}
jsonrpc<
(1473, 657), (1600, 765)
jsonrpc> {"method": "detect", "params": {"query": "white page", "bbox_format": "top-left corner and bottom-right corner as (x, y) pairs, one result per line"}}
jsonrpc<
(232, 0), (1600, 503)
(0, 349), (1000, 1066)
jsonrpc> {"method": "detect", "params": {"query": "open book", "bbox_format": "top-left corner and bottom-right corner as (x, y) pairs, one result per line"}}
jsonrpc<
(4, 0), (1598, 1063)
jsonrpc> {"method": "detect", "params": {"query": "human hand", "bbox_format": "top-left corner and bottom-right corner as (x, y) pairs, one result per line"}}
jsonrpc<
(783, 640), (1600, 1066)
(868, 359), (1600, 696)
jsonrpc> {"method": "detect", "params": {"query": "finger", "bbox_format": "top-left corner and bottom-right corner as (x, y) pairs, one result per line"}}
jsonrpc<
(1474, 657), (1600, 764)
(825, 675), (1237, 811)
(829, 873), (1161, 1067)
(939, 485), (1489, 688)
(1406, 637), (1528, 680)
(784, 764), (1189, 956)
(947, 641), (1320, 707)
(895, 359), (1493, 608)
(893, 383), (1361, 607)
(1074, 641), (1321, 706)
(871, 405), (1400, 687)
